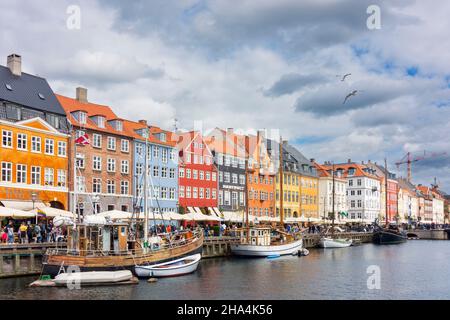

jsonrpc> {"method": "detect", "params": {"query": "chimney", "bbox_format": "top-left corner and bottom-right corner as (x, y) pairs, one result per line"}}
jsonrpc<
(348, 159), (352, 163)
(362, 161), (365, 165)
(7, 54), (22, 76)
(76, 87), (88, 103)
(139, 120), (148, 126)
(227, 128), (234, 135)
(310, 158), (315, 163)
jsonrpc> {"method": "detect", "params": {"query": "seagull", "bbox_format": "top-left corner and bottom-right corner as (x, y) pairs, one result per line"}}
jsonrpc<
(336, 73), (352, 82)
(343, 90), (360, 104)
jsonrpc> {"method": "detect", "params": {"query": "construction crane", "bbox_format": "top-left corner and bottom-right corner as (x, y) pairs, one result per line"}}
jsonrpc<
(395, 151), (447, 183)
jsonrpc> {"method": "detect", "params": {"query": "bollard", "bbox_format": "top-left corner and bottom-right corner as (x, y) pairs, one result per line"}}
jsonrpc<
(15, 254), (21, 273)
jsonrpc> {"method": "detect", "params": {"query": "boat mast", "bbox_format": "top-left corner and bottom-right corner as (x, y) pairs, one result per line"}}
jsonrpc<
(245, 157), (249, 243)
(72, 126), (79, 223)
(332, 162), (335, 234)
(279, 137), (284, 226)
(143, 128), (149, 249)
(384, 158), (388, 226)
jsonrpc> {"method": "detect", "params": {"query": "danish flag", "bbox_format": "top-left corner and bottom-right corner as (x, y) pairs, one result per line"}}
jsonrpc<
(75, 133), (90, 145)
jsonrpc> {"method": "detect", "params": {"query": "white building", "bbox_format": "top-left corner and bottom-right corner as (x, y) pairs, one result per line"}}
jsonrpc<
(314, 162), (347, 222)
(397, 179), (419, 223)
(431, 190), (445, 224)
(322, 161), (381, 224)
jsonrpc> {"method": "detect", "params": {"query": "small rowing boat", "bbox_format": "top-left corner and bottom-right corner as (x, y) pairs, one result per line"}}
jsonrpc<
(53, 270), (133, 285)
(135, 253), (201, 278)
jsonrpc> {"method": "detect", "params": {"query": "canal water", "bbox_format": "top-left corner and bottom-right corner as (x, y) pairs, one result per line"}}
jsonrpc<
(1, 240), (449, 300)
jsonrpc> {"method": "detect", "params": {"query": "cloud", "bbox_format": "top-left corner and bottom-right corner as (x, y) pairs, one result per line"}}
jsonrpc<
(264, 73), (327, 97)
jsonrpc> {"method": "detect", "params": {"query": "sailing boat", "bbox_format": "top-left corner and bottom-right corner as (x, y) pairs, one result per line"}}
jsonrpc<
(41, 127), (203, 278)
(372, 159), (407, 245)
(230, 137), (303, 257)
(319, 163), (352, 248)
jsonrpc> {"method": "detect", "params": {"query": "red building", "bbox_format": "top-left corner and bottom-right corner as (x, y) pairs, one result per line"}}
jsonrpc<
(177, 131), (218, 214)
(386, 179), (398, 222)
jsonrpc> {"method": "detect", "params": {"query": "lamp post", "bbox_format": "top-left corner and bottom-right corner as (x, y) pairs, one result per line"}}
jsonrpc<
(31, 192), (38, 224)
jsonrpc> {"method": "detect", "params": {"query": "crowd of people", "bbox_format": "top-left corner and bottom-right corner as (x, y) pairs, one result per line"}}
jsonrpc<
(0, 219), (65, 244)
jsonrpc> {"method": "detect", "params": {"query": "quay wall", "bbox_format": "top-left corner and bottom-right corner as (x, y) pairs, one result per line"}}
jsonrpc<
(411, 229), (449, 240)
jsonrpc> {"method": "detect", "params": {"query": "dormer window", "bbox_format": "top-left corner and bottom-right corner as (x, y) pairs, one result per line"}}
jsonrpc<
(348, 168), (356, 176)
(160, 133), (166, 142)
(78, 112), (87, 125)
(97, 116), (105, 128)
(108, 120), (123, 131)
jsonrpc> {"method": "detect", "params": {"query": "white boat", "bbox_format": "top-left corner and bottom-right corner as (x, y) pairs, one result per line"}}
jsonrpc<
(319, 237), (352, 248)
(134, 253), (201, 278)
(53, 270), (133, 285)
(230, 227), (303, 257)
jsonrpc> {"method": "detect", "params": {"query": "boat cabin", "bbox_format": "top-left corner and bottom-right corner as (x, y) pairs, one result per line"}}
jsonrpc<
(238, 227), (272, 246)
(67, 222), (129, 255)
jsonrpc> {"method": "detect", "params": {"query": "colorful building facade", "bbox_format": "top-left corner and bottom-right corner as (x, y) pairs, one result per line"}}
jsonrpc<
(177, 131), (218, 213)
(57, 88), (133, 215)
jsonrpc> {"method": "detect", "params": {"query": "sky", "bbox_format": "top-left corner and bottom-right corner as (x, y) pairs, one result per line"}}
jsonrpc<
(1, 0), (449, 191)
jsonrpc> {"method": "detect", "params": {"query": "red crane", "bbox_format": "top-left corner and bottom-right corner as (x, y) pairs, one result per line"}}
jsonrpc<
(395, 151), (447, 183)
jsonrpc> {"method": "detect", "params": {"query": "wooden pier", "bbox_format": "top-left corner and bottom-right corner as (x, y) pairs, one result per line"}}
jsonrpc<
(0, 243), (65, 279)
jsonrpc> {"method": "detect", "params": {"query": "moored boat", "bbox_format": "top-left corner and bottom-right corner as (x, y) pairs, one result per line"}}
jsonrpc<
(53, 270), (133, 285)
(135, 253), (201, 278)
(230, 226), (303, 257)
(373, 228), (407, 245)
(319, 237), (352, 248)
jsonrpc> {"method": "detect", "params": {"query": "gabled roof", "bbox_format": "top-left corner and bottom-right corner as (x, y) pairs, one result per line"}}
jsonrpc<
(205, 128), (247, 158)
(57, 94), (128, 137)
(0, 65), (65, 116)
(122, 120), (176, 147)
(322, 162), (381, 180)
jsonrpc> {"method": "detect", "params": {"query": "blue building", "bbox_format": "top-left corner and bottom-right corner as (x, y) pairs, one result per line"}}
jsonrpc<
(124, 120), (178, 215)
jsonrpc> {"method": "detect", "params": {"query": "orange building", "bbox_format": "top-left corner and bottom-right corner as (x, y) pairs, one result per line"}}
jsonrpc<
(245, 132), (276, 219)
(0, 118), (69, 209)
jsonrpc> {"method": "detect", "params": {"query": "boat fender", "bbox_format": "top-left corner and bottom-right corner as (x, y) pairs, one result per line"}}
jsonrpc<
(148, 278), (158, 283)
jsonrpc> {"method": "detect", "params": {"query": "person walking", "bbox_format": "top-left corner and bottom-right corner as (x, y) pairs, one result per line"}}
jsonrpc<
(35, 223), (42, 243)
(7, 222), (15, 244)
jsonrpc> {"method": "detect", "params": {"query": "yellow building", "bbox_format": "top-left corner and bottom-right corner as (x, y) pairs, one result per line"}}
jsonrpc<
(0, 118), (69, 210)
(273, 141), (319, 222)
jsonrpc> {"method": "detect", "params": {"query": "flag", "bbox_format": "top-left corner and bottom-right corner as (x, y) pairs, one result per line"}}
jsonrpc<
(37, 209), (47, 218)
(75, 133), (90, 145)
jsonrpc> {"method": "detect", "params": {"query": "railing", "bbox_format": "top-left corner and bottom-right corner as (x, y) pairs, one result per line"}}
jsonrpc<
(45, 230), (203, 257)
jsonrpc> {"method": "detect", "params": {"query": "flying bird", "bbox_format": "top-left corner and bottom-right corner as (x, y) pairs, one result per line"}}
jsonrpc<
(343, 90), (360, 104)
(336, 73), (352, 82)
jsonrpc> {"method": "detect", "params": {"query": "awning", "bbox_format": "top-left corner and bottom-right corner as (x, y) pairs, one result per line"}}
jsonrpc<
(1, 200), (46, 211)
(33, 204), (75, 218)
(0, 206), (36, 218)
(97, 210), (133, 220)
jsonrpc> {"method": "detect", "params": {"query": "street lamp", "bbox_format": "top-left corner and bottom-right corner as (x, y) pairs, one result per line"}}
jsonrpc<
(31, 192), (38, 224)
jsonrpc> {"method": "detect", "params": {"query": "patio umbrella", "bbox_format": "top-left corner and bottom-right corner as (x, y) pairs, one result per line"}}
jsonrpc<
(0, 206), (36, 218)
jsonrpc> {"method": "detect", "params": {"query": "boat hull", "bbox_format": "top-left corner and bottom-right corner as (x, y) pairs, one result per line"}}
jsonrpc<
(373, 230), (407, 245)
(135, 254), (201, 278)
(319, 237), (352, 248)
(42, 238), (203, 278)
(53, 270), (132, 285)
(230, 239), (303, 257)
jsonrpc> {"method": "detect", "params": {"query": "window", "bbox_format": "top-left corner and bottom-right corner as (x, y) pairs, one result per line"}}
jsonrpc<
(232, 174), (238, 184)
(170, 149), (176, 161)
(121, 160), (129, 174)
(97, 116), (105, 128)
(193, 170), (198, 180)
(76, 176), (85, 192)
(107, 137), (116, 151)
(186, 169), (191, 179)
(16, 164), (26, 183)
(121, 181), (129, 195)
(199, 188), (204, 199)
(58, 141), (67, 157)
(169, 188), (175, 200)
(219, 172), (223, 182)
(179, 186), (185, 198)
(153, 166), (159, 177)
(93, 178), (101, 193)
(224, 172), (230, 183)
(45, 139), (54, 155)
(349, 179), (354, 187)
(224, 191), (230, 205)
(212, 189), (217, 199)
(193, 187), (198, 199)
(169, 168), (176, 179)
(1, 162), (12, 182)
(161, 148), (168, 163)
(31, 166), (41, 185)
(93, 134), (102, 148)
(205, 188), (210, 199)
(44, 168), (54, 186)
(57, 170), (67, 187)
(93, 156), (102, 171)
(206, 172), (211, 181)
(78, 112), (87, 124)
(76, 154), (85, 169)
(212, 172), (217, 182)
(186, 153), (191, 163)
(107, 180), (115, 194)
(161, 167), (167, 178)
(121, 139), (129, 153)
(199, 171), (204, 180)
(179, 168), (185, 178)
(31, 136), (41, 152)
(107, 158), (116, 172)
(239, 175), (245, 185)
(17, 134), (27, 150)
(161, 187), (168, 199)
(186, 186), (191, 198)
(153, 146), (159, 158)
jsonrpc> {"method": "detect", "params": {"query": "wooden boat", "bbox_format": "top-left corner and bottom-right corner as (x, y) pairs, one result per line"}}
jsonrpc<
(230, 227), (303, 257)
(319, 237), (352, 248)
(53, 270), (133, 285)
(373, 228), (407, 245)
(135, 253), (201, 278)
(41, 222), (203, 278)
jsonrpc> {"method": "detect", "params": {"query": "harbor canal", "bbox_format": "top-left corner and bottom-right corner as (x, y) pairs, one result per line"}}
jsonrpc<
(0, 240), (449, 300)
